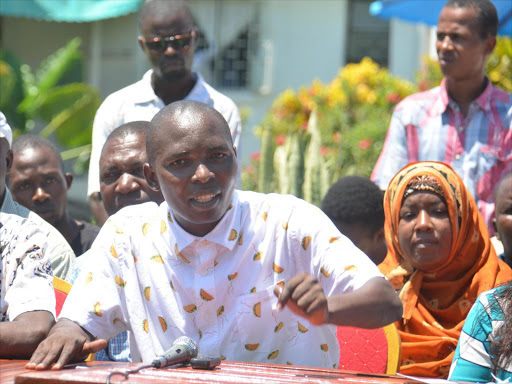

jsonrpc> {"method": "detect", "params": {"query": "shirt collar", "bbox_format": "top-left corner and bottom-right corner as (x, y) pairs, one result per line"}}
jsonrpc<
(439, 77), (493, 114)
(132, 70), (210, 105)
(165, 190), (242, 254)
(474, 78), (493, 111)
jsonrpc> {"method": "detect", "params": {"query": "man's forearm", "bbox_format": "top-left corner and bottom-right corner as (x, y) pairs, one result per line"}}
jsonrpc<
(326, 277), (402, 329)
(0, 311), (54, 358)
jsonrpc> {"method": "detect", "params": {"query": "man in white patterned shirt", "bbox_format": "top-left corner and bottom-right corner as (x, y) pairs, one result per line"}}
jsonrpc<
(0, 212), (55, 358)
(28, 101), (402, 370)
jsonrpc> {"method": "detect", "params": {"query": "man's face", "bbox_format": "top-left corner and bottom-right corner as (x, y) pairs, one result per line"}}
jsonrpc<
(145, 113), (237, 237)
(494, 177), (512, 260)
(100, 133), (163, 216)
(9, 146), (69, 226)
(139, 12), (196, 82)
(436, 6), (495, 81)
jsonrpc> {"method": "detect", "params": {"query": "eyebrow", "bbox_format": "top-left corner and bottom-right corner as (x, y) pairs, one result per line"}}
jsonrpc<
(207, 145), (230, 152)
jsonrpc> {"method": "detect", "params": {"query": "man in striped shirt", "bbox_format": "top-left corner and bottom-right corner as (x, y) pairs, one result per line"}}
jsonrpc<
(372, 0), (511, 232)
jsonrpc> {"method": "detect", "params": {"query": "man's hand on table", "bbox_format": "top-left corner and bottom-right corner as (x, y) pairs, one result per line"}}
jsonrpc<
(26, 319), (107, 370)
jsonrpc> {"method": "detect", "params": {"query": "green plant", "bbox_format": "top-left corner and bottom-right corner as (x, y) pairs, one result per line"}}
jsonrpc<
(0, 38), (101, 173)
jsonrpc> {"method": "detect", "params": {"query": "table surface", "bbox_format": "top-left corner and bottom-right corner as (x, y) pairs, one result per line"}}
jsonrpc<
(0, 359), (423, 384)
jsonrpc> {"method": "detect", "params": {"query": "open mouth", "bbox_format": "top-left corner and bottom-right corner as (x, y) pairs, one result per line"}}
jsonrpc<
(191, 192), (220, 206)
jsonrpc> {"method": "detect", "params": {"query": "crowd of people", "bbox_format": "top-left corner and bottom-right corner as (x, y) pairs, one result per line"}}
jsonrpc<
(0, 0), (511, 381)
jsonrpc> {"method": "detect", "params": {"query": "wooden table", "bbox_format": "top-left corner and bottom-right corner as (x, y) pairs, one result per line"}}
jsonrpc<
(1, 359), (422, 384)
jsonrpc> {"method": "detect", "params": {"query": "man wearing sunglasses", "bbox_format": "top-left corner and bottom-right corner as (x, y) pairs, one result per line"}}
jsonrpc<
(87, 0), (242, 226)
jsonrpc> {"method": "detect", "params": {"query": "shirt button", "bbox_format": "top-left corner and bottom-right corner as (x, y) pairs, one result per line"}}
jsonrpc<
(455, 154), (461, 160)
(457, 126), (464, 132)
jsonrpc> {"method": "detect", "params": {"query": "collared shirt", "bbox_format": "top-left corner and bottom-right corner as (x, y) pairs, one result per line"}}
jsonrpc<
(372, 79), (512, 231)
(448, 286), (512, 381)
(61, 190), (382, 368)
(87, 70), (242, 196)
(1, 212), (55, 322)
(1, 188), (75, 281)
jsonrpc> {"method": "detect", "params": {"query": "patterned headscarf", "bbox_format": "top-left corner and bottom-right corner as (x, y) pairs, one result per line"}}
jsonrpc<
(379, 162), (512, 378)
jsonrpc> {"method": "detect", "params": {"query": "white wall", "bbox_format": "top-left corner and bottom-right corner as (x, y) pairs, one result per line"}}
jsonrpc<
(388, 18), (432, 81)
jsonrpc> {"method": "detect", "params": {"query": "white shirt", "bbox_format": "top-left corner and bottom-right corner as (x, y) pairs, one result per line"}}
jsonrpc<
(87, 70), (242, 196)
(1, 188), (75, 281)
(61, 190), (382, 367)
(1, 212), (56, 322)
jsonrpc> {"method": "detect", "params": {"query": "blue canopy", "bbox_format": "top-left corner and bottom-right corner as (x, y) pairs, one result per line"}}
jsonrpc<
(0, 0), (143, 22)
(370, 0), (512, 36)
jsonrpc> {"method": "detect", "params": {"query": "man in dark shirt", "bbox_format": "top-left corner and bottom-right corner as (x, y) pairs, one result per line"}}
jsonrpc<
(8, 135), (99, 256)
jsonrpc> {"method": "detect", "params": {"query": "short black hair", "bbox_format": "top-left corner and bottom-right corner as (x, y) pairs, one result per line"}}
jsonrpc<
(101, 121), (149, 159)
(12, 134), (65, 172)
(139, 0), (196, 30)
(321, 176), (385, 234)
(444, 0), (498, 38)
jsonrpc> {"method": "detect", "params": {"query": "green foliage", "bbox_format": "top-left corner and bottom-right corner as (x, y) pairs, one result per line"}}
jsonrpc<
(0, 38), (101, 172)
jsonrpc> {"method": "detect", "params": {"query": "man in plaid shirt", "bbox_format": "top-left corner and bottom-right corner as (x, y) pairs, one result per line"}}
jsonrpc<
(372, 0), (511, 232)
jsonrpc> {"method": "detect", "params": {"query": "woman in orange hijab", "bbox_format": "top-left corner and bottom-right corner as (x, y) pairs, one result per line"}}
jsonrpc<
(379, 161), (512, 378)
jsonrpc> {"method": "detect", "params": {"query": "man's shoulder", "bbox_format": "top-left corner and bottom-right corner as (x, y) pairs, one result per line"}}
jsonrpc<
(237, 190), (322, 221)
(395, 86), (442, 112)
(489, 84), (512, 106)
(108, 201), (162, 231)
(195, 76), (239, 113)
(0, 212), (32, 239)
(101, 78), (148, 106)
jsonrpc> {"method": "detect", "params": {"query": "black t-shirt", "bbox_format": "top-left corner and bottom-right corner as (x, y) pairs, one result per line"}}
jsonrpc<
(71, 221), (100, 256)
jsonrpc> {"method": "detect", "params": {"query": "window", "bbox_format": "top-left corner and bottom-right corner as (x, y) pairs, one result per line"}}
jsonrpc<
(346, 0), (389, 66)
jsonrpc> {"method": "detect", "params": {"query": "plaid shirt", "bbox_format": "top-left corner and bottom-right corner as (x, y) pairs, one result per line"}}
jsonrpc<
(372, 78), (512, 232)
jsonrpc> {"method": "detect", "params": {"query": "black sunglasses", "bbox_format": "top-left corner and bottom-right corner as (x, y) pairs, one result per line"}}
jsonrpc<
(141, 30), (195, 52)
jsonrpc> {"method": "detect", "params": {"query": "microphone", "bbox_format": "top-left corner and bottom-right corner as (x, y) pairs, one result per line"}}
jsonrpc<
(151, 336), (198, 368)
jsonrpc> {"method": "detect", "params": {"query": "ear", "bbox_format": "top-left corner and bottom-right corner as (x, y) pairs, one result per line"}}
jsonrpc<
(493, 218), (500, 241)
(137, 36), (146, 52)
(233, 145), (238, 159)
(144, 163), (160, 191)
(65, 172), (73, 190)
(191, 28), (200, 49)
(373, 227), (385, 242)
(485, 36), (496, 55)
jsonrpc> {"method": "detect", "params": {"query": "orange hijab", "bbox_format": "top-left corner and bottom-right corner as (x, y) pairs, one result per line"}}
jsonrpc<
(379, 162), (512, 378)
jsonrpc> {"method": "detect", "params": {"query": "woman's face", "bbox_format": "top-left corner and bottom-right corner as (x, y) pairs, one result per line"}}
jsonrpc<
(398, 191), (453, 271)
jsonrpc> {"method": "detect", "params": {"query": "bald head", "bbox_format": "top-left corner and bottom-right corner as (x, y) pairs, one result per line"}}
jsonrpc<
(147, 100), (233, 166)
(101, 121), (148, 161)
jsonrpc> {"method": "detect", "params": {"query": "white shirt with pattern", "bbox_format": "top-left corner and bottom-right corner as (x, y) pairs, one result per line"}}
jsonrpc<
(61, 191), (383, 368)
(87, 70), (242, 196)
(1, 188), (75, 281)
(1, 212), (55, 322)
